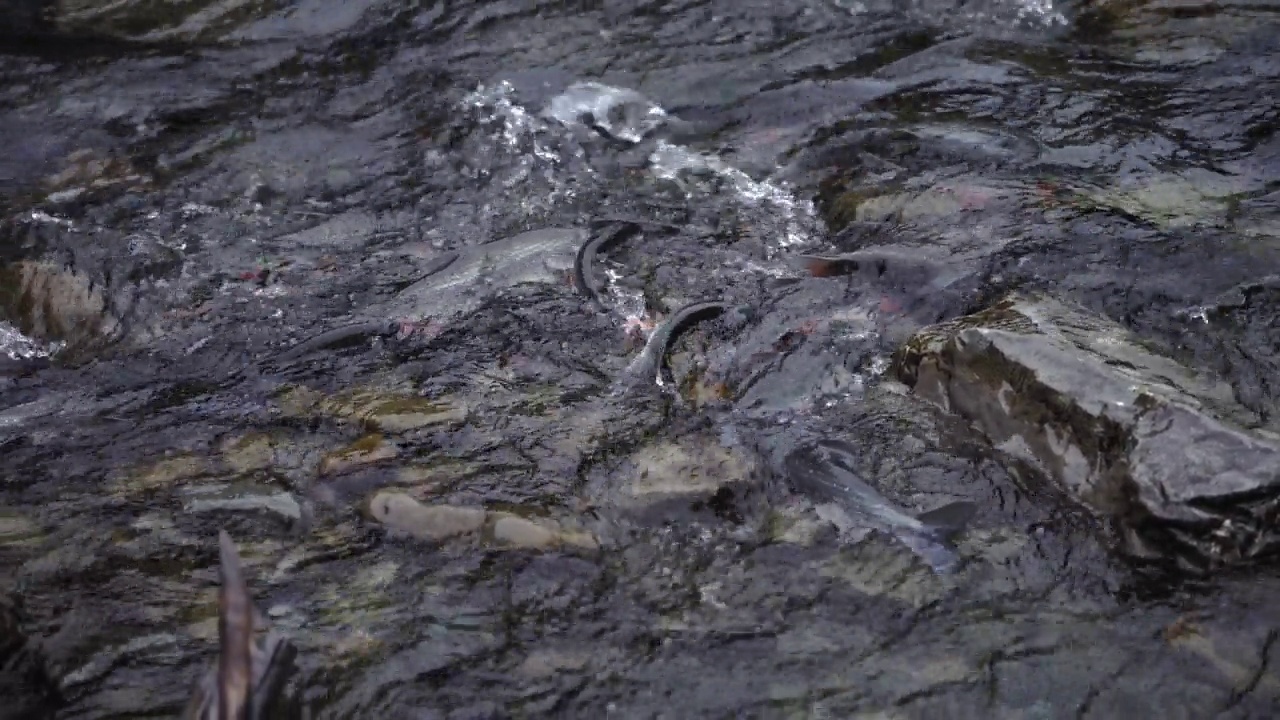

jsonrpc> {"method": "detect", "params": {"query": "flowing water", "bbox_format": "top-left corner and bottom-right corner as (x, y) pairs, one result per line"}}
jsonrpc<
(2, 0), (1280, 717)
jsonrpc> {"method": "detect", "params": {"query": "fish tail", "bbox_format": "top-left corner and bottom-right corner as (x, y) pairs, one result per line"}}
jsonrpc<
(915, 501), (978, 545)
(903, 502), (977, 574)
(899, 531), (966, 574)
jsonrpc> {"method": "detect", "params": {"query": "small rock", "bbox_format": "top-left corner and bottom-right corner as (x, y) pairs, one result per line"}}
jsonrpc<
(516, 648), (590, 679)
(114, 454), (213, 496)
(367, 492), (485, 542)
(0, 511), (41, 546)
(220, 432), (281, 474)
(624, 437), (756, 501)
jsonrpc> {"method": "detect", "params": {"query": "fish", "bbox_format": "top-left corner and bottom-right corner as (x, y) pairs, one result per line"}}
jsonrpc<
(184, 530), (299, 720)
(573, 222), (643, 309)
(614, 300), (734, 394)
(792, 248), (970, 291)
(274, 227), (586, 363)
(386, 227), (587, 324)
(273, 319), (400, 363)
(784, 440), (976, 573)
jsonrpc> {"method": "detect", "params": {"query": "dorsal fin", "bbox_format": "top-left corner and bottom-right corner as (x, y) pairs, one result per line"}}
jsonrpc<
(217, 530), (253, 720)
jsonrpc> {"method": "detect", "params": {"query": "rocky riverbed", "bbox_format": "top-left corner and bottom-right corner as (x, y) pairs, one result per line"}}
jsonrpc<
(3, 0), (1280, 717)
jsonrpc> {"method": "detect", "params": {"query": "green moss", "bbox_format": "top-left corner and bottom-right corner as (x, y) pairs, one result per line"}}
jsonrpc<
(347, 433), (384, 454)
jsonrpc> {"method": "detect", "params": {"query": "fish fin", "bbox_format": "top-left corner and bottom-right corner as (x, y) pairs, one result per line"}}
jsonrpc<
(248, 632), (299, 720)
(916, 501), (977, 543)
(217, 530), (254, 719)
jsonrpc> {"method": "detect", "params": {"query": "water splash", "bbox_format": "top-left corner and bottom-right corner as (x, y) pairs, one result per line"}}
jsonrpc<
(540, 81), (822, 255)
(544, 82), (669, 144)
(463, 80), (558, 159)
(833, 0), (1068, 28)
(648, 140), (820, 254)
(472, 78), (827, 394)
(460, 81), (591, 216)
(0, 321), (62, 361)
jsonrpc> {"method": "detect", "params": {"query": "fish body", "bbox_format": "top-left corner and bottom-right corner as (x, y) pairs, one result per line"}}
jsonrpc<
(388, 227), (586, 323)
(614, 300), (732, 394)
(275, 227), (587, 362)
(784, 440), (976, 573)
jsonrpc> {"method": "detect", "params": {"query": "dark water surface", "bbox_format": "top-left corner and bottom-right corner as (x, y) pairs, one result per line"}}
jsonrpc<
(2, 0), (1280, 717)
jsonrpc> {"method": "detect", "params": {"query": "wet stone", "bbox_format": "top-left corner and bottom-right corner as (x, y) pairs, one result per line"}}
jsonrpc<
(367, 492), (486, 543)
(892, 292), (1280, 570)
(0, 260), (121, 354)
(621, 436), (758, 503)
(113, 454), (215, 497)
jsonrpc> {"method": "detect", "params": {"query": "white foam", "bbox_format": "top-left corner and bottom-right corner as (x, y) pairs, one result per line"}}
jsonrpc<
(544, 82), (668, 144)
(461, 81), (590, 213)
(648, 140), (819, 253)
(0, 321), (60, 361)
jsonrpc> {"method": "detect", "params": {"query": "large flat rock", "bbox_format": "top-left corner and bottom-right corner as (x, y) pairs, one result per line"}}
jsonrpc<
(891, 293), (1280, 570)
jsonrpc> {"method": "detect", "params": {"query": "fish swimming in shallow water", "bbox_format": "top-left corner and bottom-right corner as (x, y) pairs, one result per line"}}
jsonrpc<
(613, 300), (733, 394)
(573, 222), (643, 310)
(184, 531), (299, 720)
(274, 228), (586, 364)
(784, 440), (976, 573)
(386, 227), (586, 323)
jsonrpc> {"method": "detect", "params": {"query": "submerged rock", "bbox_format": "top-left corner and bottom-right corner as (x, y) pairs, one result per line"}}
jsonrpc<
(367, 491), (600, 551)
(276, 385), (467, 435)
(892, 293), (1280, 570)
(490, 514), (599, 552)
(367, 493), (486, 543)
(615, 436), (760, 510)
(318, 434), (400, 476)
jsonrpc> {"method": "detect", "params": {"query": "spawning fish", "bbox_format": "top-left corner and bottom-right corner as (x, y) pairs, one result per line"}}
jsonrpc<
(275, 227), (586, 363)
(386, 227), (586, 325)
(784, 439), (976, 573)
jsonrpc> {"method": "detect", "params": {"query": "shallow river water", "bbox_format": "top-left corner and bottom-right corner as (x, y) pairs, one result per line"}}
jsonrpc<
(2, 0), (1280, 718)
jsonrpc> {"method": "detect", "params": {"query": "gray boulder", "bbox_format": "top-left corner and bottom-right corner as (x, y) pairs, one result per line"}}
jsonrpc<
(892, 293), (1280, 571)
